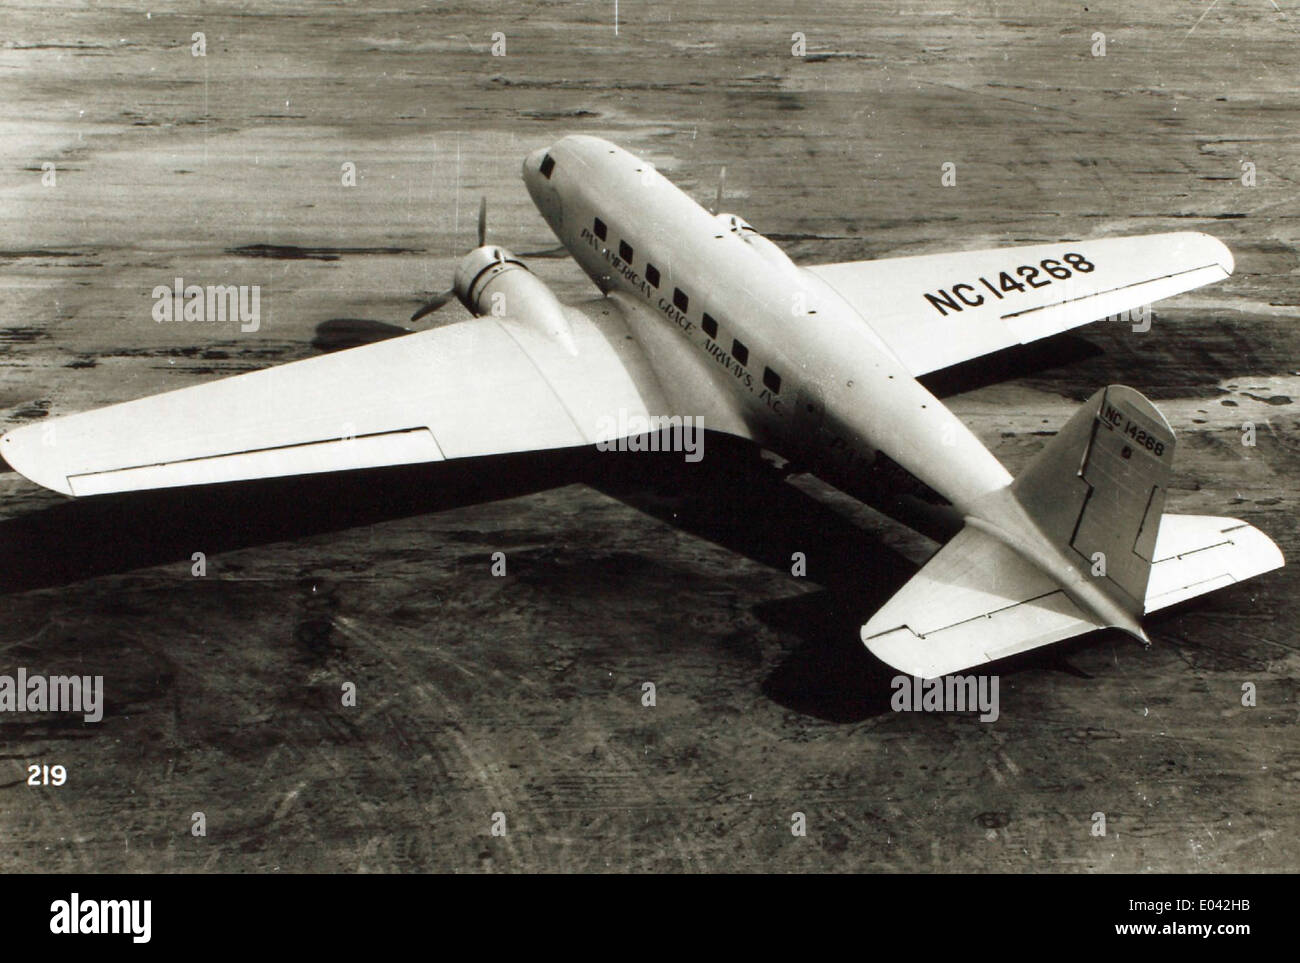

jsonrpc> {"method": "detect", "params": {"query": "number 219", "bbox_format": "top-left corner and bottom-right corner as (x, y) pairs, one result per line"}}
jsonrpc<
(28, 764), (66, 786)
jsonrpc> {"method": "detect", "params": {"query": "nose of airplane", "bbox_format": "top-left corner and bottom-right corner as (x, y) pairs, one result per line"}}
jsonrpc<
(522, 147), (548, 184)
(522, 145), (562, 232)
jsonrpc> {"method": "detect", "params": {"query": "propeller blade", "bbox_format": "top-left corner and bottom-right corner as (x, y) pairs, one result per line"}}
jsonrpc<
(516, 245), (570, 259)
(711, 165), (726, 215)
(477, 195), (487, 248)
(410, 289), (456, 322)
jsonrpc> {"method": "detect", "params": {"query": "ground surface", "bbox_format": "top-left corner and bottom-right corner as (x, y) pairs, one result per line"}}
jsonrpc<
(0, 0), (1296, 872)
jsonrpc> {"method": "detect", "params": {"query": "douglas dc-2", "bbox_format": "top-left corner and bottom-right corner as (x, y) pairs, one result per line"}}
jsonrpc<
(2, 135), (1283, 679)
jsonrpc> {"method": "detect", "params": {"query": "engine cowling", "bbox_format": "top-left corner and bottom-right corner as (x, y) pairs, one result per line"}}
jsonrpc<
(452, 246), (576, 353)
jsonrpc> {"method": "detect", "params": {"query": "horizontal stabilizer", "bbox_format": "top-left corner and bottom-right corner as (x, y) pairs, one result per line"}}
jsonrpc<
(1145, 514), (1284, 613)
(862, 525), (1104, 679)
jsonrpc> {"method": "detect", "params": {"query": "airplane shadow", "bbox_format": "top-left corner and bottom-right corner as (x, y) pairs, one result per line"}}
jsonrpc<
(0, 431), (920, 720)
(0, 427), (1114, 722)
(0, 449), (590, 595)
(584, 435), (922, 721)
(920, 334), (1103, 398)
(311, 318), (411, 353)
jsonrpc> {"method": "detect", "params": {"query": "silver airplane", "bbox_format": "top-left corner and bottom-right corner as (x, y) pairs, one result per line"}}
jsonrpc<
(2, 135), (1282, 678)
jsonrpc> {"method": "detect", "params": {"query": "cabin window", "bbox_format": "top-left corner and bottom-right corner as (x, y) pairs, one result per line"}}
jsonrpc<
(619, 240), (633, 263)
(593, 217), (607, 241)
(645, 263), (660, 287)
(539, 154), (555, 179)
(673, 288), (689, 312)
(763, 367), (781, 393)
(732, 339), (748, 366)
(701, 313), (717, 338)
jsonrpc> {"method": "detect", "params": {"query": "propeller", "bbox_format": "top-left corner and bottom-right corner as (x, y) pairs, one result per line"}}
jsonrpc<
(408, 193), (572, 322)
(515, 245), (570, 259)
(409, 289), (457, 323)
(409, 195), (489, 322)
(710, 165), (726, 215)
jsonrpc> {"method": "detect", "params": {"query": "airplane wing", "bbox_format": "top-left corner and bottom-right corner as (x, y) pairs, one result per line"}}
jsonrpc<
(0, 299), (703, 496)
(804, 232), (1233, 377)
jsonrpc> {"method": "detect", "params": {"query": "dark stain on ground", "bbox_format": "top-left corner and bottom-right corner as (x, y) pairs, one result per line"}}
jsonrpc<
(0, 328), (49, 344)
(0, 250), (88, 260)
(227, 244), (424, 260)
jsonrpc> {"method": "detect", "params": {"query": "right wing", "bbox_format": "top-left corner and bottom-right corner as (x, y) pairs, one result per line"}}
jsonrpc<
(1, 300), (695, 496)
(804, 232), (1233, 377)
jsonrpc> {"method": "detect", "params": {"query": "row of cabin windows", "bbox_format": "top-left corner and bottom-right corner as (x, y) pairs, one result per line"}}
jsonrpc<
(592, 216), (781, 396)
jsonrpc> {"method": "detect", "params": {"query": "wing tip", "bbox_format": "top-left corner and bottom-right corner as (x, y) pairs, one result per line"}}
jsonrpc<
(1181, 230), (1235, 276)
(0, 426), (75, 496)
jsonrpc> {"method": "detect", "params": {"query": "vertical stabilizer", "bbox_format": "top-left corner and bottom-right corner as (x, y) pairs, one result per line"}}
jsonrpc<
(1011, 385), (1173, 614)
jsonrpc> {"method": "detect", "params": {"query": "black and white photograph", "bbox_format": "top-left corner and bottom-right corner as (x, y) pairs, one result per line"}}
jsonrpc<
(0, 0), (1294, 923)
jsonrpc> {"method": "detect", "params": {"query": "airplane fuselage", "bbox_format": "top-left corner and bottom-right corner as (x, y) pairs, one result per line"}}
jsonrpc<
(523, 136), (1160, 640)
(523, 135), (1013, 517)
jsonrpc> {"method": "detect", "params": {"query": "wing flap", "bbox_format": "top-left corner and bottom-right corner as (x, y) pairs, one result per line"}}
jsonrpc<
(805, 232), (1233, 376)
(67, 428), (444, 496)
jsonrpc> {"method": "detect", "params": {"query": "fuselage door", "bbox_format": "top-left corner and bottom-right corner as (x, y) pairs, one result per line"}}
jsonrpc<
(791, 381), (827, 460)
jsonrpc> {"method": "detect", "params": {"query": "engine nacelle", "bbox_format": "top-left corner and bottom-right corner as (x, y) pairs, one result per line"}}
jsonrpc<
(452, 246), (576, 353)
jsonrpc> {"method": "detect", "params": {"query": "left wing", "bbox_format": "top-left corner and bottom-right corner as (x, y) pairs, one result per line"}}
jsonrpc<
(804, 232), (1233, 377)
(1, 300), (691, 496)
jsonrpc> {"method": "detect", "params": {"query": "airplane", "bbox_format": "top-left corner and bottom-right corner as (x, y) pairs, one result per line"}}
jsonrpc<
(1, 134), (1283, 680)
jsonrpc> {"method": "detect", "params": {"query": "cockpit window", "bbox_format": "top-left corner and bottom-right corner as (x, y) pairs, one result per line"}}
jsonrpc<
(539, 154), (555, 179)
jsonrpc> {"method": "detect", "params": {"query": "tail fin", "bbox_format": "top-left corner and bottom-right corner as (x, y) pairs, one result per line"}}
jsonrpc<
(862, 386), (1283, 678)
(1011, 384), (1172, 613)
